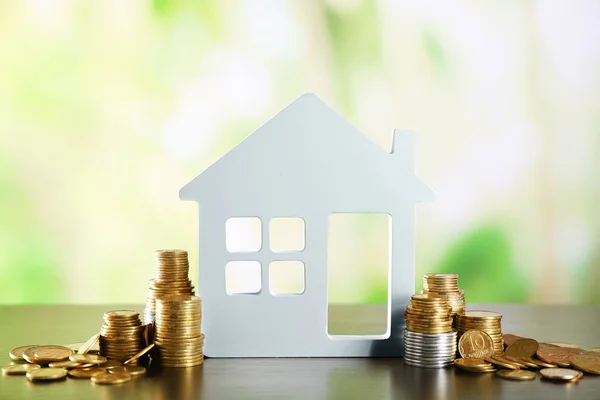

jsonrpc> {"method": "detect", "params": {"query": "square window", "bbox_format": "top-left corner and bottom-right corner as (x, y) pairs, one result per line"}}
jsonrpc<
(226, 261), (262, 294)
(226, 217), (262, 252)
(269, 261), (305, 295)
(269, 217), (305, 251)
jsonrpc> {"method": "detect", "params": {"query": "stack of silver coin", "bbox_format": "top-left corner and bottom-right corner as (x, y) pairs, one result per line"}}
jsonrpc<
(403, 329), (458, 368)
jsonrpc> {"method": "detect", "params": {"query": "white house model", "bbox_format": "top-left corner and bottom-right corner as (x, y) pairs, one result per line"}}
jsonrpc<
(180, 93), (434, 357)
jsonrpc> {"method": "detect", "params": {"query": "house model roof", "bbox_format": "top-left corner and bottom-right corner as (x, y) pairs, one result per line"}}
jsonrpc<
(180, 93), (433, 210)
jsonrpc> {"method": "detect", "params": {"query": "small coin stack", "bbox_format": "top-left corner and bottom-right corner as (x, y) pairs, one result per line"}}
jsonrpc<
(155, 295), (204, 367)
(456, 311), (503, 355)
(404, 294), (457, 368)
(99, 311), (146, 363)
(143, 250), (195, 324)
(422, 273), (465, 317)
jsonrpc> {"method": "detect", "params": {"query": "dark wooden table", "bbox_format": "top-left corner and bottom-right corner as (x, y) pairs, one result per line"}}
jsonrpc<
(1, 304), (599, 400)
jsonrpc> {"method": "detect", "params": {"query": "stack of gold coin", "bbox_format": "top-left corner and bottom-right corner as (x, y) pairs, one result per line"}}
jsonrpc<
(422, 273), (465, 316)
(143, 250), (195, 324)
(405, 294), (454, 334)
(456, 311), (504, 355)
(155, 295), (204, 367)
(99, 310), (145, 363)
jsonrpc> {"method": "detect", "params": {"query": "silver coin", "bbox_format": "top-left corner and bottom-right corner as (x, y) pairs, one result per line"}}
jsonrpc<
(404, 344), (456, 353)
(404, 356), (456, 363)
(403, 340), (456, 347)
(405, 329), (457, 335)
(404, 350), (456, 358)
(404, 359), (454, 368)
(404, 353), (456, 361)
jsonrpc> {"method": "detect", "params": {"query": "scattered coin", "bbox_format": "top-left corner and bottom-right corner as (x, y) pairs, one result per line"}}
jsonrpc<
(547, 342), (581, 349)
(502, 334), (523, 347)
(496, 369), (536, 381)
(91, 372), (132, 385)
(2, 364), (41, 375)
(78, 334), (100, 355)
(570, 354), (600, 375)
(485, 356), (520, 370)
(454, 358), (496, 373)
(22, 346), (43, 364)
(67, 367), (107, 379)
(32, 346), (74, 363)
(458, 330), (495, 359)
(537, 347), (579, 367)
(522, 357), (557, 368)
(540, 368), (581, 381)
(26, 368), (67, 382)
(9, 346), (37, 361)
(69, 354), (107, 365)
(108, 365), (146, 376)
(505, 338), (538, 358)
(99, 359), (122, 368)
(510, 357), (538, 368)
(48, 361), (83, 369)
(124, 343), (154, 365)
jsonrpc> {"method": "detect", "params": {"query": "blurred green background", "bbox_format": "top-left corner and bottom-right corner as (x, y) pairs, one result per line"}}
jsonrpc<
(0, 0), (599, 305)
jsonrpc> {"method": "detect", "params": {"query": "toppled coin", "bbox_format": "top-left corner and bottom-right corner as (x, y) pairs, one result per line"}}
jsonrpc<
(124, 343), (154, 365)
(570, 354), (600, 375)
(77, 334), (100, 355)
(91, 372), (131, 385)
(496, 369), (536, 381)
(32, 346), (74, 363)
(536, 347), (579, 367)
(540, 368), (581, 381)
(2, 364), (41, 375)
(505, 338), (538, 358)
(26, 368), (67, 382)
(108, 365), (146, 376)
(68, 367), (107, 379)
(48, 361), (83, 369)
(69, 354), (107, 365)
(9, 346), (37, 361)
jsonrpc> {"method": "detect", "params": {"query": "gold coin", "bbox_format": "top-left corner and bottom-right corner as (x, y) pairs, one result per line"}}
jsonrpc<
(9, 345), (37, 361)
(32, 346), (74, 363)
(69, 354), (107, 364)
(99, 359), (122, 368)
(484, 357), (516, 370)
(48, 360), (83, 369)
(458, 310), (502, 320)
(2, 364), (41, 375)
(507, 356), (537, 368)
(108, 366), (146, 376)
(537, 347), (579, 367)
(454, 358), (490, 368)
(496, 369), (536, 381)
(522, 357), (554, 368)
(502, 334), (524, 347)
(104, 310), (140, 320)
(91, 372), (132, 385)
(68, 367), (108, 379)
(124, 343), (155, 365)
(540, 368), (581, 381)
(588, 347), (600, 353)
(505, 338), (539, 358)
(77, 334), (100, 355)
(26, 368), (67, 381)
(570, 354), (600, 375)
(458, 330), (495, 359)
(547, 342), (581, 349)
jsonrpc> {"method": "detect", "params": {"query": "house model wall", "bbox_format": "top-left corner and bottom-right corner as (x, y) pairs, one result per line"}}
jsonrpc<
(180, 93), (434, 357)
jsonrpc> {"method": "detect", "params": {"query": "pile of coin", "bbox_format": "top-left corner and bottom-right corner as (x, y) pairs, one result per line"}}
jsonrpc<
(405, 293), (454, 334)
(154, 295), (204, 367)
(403, 293), (457, 368)
(456, 311), (503, 355)
(422, 273), (465, 316)
(99, 311), (146, 363)
(143, 250), (195, 324)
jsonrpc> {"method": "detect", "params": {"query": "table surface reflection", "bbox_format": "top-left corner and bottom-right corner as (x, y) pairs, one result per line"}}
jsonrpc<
(1, 304), (599, 400)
